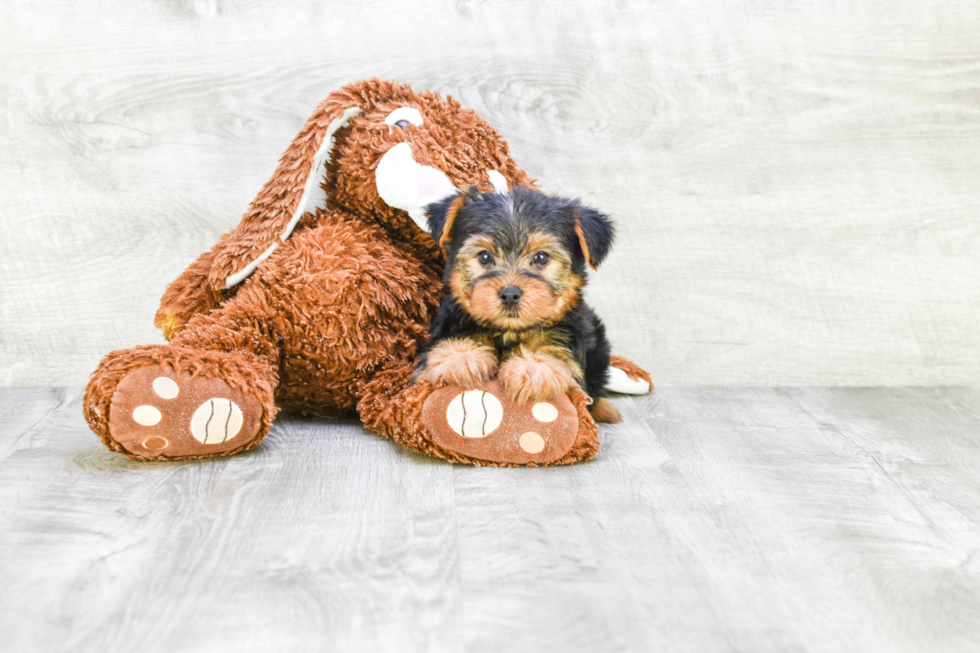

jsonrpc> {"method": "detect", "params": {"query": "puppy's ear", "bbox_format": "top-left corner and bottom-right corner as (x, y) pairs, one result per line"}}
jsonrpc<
(426, 186), (483, 251)
(571, 204), (615, 269)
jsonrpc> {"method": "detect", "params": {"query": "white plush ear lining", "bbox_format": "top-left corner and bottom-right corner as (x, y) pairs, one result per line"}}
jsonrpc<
(280, 106), (363, 243)
(224, 105), (362, 290)
(224, 242), (280, 289)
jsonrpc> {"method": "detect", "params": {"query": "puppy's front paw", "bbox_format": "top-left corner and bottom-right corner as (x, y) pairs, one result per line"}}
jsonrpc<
(420, 339), (498, 388)
(499, 350), (578, 404)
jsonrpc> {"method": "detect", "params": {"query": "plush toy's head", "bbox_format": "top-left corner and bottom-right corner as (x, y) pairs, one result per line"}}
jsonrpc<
(326, 81), (534, 238)
(217, 79), (536, 291)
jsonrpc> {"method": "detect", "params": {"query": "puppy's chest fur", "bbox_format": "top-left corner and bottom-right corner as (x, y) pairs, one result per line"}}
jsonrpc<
(485, 328), (574, 365)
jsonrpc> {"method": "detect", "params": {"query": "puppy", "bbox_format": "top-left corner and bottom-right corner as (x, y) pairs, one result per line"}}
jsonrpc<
(414, 186), (621, 423)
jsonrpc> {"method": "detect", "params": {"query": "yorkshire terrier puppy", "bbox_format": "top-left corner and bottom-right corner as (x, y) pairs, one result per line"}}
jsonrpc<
(414, 186), (620, 423)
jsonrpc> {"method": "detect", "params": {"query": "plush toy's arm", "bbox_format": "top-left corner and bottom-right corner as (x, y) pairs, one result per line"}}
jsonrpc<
(154, 247), (221, 340)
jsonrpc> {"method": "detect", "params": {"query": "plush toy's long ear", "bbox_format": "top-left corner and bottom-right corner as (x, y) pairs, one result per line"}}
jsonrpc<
(209, 90), (366, 292)
(571, 204), (615, 269)
(426, 186), (483, 251)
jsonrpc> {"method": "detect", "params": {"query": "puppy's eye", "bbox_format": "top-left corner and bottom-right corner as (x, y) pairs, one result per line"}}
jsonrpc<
(394, 119), (410, 129)
(531, 251), (551, 266)
(477, 251), (494, 266)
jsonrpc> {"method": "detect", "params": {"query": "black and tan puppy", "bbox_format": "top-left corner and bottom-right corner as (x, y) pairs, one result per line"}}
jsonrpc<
(415, 186), (620, 422)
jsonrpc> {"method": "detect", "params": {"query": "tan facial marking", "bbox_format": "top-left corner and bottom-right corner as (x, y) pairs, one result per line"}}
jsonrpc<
(450, 231), (581, 330)
(522, 233), (561, 260)
(449, 235), (499, 308)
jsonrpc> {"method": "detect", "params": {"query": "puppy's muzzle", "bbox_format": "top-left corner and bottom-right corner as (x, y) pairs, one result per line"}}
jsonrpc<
(498, 285), (522, 308)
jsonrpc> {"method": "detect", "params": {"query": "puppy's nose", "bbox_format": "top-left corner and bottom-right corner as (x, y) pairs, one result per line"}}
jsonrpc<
(498, 285), (522, 307)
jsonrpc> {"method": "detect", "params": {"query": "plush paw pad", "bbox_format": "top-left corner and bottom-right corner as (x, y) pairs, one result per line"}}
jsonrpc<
(190, 398), (244, 444)
(422, 379), (579, 465)
(445, 390), (504, 437)
(108, 365), (263, 459)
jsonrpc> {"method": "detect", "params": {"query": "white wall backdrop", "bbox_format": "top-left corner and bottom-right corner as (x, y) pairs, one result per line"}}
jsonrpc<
(2, 0), (979, 387)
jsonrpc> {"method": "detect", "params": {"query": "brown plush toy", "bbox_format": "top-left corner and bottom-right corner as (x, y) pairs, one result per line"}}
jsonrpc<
(83, 79), (652, 466)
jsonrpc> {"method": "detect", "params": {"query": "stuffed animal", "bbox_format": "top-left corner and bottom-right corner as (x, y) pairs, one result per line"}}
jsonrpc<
(83, 79), (652, 466)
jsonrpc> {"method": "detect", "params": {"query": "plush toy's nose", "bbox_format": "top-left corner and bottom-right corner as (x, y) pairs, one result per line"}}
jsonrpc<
(498, 285), (522, 307)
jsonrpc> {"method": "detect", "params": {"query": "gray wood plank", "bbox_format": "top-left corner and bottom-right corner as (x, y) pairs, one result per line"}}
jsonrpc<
(2, 1), (980, 386)
(2, 387), (979, 652)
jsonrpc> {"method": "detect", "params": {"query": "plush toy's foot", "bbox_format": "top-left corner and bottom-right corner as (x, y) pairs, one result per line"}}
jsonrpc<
(421, 378), (581, 465)
(108, 365), (265, 459)
(85, 346), (276, 461)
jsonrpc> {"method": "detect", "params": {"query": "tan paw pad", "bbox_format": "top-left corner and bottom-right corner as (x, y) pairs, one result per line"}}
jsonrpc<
(190, 398), (244, 444)
(152, 376), (180, 399)
(142, 436), (169, 451)
(519, 431), (545, 454)
(531, 402), (558, 422)
(446, 390), (503, 438)
(132, 405), (162, 426)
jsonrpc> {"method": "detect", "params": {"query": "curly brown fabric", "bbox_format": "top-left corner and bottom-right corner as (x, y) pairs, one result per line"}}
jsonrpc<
(83, 79), (649, 465)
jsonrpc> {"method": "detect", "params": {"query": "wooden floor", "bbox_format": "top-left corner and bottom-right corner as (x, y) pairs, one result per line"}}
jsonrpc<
(2, 387), (979, 652)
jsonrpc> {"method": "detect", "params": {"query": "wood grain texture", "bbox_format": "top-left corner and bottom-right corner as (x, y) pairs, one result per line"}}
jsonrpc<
(2, 1), (980, 386)
(2, 387), (979, 651)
